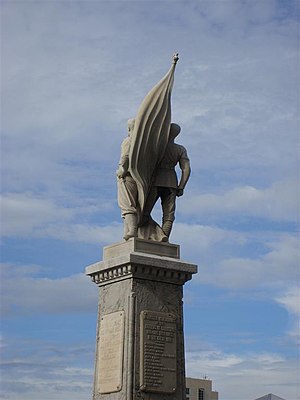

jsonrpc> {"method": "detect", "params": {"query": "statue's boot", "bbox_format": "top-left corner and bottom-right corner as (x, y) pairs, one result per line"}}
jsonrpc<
(124, 214), (138, 240)
(123, 217), (129, 240)
(162, 220), (173, 239)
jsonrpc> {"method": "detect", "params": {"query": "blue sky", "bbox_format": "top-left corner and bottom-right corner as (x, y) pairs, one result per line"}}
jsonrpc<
(1, 0), (299, 399)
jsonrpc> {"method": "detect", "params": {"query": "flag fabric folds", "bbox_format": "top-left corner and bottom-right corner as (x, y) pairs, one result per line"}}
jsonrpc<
(129, 54), (179, 221)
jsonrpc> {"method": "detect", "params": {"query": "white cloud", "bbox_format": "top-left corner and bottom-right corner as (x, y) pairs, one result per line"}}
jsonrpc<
(277, 287), (300, 317)
(0, 193), (74, 236)
(1, 337), (94, 400)
(186, 345), (300, 400)
(1, 192), (121, 242)
(180, 178), (299, 222)
(2, 334), (298, 400)
(198, 233), (299, 290)
(1, 0), (298, 201)
(2, 369), (92, 400)
(276, 287), (300, 344)
(171, 222), (299, 293)
(41, 222), (123, 244)
(1, 264), (98, 316)
(172, 223), (246, 252)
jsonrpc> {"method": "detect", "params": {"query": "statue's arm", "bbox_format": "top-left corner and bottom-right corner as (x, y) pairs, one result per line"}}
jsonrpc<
(116, 138), (130, 178)
(177, 148), (191, 196)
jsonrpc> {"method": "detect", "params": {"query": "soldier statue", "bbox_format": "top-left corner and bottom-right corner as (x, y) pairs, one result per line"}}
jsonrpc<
(116, 118), (139, 240)
(116, 54), (190, 242)
(141, 122), (190, 238)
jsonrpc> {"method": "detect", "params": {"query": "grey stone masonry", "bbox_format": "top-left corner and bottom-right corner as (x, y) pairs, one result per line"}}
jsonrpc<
(86, 238), (197, 400)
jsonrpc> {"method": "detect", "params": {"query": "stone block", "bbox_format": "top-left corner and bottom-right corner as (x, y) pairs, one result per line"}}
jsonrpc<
(103, 238), (180, 260)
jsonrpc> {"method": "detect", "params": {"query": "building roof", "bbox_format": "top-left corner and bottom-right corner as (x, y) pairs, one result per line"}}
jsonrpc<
(255, 394), (286, 400)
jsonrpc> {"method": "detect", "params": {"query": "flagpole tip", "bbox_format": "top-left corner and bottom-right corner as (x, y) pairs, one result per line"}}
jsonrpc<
(172, 53), (179, 64)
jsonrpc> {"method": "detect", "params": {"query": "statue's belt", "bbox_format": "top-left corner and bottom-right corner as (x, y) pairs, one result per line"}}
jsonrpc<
(157, 166), (175, 171)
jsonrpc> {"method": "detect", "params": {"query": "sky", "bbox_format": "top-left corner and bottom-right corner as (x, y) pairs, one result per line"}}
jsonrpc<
(0, 0), (299, 399)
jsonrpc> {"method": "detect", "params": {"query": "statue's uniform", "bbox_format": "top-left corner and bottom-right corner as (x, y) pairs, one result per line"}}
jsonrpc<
(117, 137), (138, 218)
(143, 142), (190, 224)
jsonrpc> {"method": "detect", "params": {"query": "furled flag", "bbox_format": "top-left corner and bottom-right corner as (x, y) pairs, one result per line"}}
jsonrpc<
(129, 53), (179, 221)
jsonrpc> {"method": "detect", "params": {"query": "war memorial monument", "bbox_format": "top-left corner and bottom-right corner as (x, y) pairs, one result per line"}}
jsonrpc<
(86, 54), (198, 399)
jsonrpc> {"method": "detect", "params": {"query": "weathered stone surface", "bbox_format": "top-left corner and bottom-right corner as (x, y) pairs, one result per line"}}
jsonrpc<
(86, 239), (196, 287)
(92, 280), (131, 400)
(116, 55), (191, 242)
(97, 311), (125, 394)
(103, 238), (180, 260)
(86, 239), (197, 400)
(140, 310), (177, 393)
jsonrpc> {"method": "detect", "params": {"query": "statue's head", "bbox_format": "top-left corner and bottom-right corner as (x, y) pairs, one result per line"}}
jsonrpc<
(169, 123), (181, 140)
(127, 119), (135, 136)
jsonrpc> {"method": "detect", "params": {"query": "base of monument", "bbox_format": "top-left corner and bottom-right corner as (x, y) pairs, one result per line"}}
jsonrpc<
(86, 238), (197, 400)
(103, 237), (180, 260)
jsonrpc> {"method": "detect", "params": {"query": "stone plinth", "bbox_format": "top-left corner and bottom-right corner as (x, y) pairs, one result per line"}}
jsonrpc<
(86, 238), (197, 400)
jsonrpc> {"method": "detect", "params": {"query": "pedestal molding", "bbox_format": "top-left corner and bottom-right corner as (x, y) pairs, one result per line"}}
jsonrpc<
(86, 251), (197, 287)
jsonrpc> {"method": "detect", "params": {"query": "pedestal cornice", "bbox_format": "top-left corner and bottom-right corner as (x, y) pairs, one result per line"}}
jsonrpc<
(85, 239), (197, 287)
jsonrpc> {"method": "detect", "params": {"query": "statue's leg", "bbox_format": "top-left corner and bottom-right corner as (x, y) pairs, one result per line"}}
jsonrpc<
(124, 213), (138, 240)
(117, 176), (138, 240)
(123, 216), (129, 239)
(161, 188), (177, 238)
(140, 186), (159, 226)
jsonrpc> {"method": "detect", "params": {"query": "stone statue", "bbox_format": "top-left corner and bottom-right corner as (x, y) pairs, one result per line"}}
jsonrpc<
(116, 118), (139, 240)
(117, 54), (190, 242)
(141, 123), (190, 238)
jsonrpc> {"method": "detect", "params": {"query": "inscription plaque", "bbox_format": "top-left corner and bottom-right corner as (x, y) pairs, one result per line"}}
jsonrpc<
(96, 310), (125, 394)
(140, 310), (177, 393)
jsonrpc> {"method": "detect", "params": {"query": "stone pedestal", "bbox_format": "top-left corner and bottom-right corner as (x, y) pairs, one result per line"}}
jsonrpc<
(86, 238), (197, 400)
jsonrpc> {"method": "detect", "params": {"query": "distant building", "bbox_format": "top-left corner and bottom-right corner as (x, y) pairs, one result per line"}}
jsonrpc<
(186, 377), (218, 400)
(255, 395), (286, 400)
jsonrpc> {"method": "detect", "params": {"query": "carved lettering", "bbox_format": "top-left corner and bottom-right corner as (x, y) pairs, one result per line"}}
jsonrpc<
(140, 310), (177, 393)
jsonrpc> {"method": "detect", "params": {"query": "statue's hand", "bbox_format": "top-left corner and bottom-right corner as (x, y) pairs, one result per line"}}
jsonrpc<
(173, 53), (179, 64)
(177, 188), (184, 197)
(116, 166), (126, 179)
